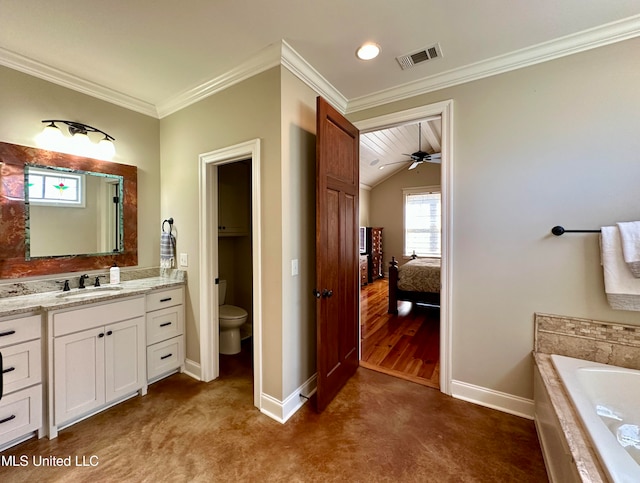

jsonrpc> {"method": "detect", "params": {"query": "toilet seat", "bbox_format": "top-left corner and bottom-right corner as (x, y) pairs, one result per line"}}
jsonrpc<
(220, 304), (247, 319)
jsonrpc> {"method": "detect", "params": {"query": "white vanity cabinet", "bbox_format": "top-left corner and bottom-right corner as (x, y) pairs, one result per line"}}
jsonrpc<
(146, 287), (184, 382)
(49, 296), (146, 438)
(0, 313), (43, 449)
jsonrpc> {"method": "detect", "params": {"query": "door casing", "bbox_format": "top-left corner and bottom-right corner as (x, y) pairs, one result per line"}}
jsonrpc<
(198, 139), (262, 409)
(354, 100), (453, 395)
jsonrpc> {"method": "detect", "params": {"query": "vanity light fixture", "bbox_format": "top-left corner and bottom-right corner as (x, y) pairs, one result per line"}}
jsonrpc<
(356, 42), (381, 61)
(37, 120), (116, 160)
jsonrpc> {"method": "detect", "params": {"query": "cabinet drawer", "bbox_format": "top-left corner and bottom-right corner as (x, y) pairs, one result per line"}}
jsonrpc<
(0, 385), (42, 446)
(147, 336), (183, 380)
(146, 287), (184, 312)
(146, 306), (184, 346)
(1, 339), (41, 394)
(53, 296), (145, 337)
(0, 315), (41, 348)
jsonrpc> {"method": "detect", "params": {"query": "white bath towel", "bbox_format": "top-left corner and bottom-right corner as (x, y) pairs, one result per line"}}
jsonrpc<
(601, 226), (640, 311)
(617, 221), (640, 277)
(160, 231), (176, 269)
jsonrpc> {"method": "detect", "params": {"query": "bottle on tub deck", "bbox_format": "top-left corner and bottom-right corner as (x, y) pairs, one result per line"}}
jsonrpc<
(110, 263), (120, 284)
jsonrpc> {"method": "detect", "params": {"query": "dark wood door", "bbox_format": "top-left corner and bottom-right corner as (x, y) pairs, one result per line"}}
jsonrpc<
(315, 96), (360, 412)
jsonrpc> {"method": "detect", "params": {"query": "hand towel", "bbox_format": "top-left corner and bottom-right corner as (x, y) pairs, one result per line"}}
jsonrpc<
(616, 221), (640, 277)
(160, 231), (176, 269)
(601, 226), (640, 311)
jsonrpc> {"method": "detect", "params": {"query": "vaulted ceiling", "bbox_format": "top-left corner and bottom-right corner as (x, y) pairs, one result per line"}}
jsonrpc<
(360, 119), (441, 188)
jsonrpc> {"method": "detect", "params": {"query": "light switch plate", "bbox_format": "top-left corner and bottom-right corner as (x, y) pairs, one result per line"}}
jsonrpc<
(291, 259), (299, 276)
(180, 253), (188, 267)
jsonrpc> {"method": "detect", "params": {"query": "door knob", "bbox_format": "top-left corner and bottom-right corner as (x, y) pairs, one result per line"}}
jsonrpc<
(312, 289), (321, 299)
(322, 289), (333, 298)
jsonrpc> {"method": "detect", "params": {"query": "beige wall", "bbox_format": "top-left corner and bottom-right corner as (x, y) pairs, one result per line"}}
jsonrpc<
(280, 68), (318, 398)
(159, 68), (284, 397)
(160, 67), (318, 401)
(369, 162), (441, 270)
(359, 186), (370, 226)
(5, 35), (639, 407)
(0, 65), (161, 281)
(349, 37), (640, 399)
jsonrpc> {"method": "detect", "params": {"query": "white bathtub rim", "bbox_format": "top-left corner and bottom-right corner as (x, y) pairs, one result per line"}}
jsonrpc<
(551, 354), (640, 483)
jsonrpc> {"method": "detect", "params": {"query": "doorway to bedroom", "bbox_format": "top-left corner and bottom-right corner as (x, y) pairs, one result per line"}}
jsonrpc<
(355, 101), (452, 392)
(359, 278), (440, 388)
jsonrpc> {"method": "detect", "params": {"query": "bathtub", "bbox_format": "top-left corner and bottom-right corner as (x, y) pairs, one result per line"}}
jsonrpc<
(551, 355), (640, 483)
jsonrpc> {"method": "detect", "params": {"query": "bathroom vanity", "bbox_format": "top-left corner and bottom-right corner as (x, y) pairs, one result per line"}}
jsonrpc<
(145, 287), (185, 382)
(0, 142), (187, 450)
(0, 313), (43, 447)
(0, 270), (186, 450)
(48, 296), (146, 438)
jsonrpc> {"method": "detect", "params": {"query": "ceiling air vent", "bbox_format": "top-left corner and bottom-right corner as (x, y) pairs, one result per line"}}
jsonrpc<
(396, 43), (443, 70)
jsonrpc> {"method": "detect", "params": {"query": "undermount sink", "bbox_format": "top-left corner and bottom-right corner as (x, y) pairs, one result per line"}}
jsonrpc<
(56, 286), (124, 299)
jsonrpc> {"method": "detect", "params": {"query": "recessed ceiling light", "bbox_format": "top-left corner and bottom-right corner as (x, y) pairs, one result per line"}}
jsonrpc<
(356, 42), (381, 61)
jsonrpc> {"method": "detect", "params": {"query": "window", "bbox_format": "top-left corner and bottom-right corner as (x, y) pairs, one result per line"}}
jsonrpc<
(26, 166), (85, 207)
(403, 186), (441, 257)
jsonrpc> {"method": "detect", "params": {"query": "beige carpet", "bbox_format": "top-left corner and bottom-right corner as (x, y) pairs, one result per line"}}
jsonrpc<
(0, 349), (547, 482)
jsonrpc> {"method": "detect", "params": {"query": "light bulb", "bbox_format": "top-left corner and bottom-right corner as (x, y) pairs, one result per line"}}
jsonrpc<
(70, 131), (91, 155)
(97, 137), (116, 160)
(36, 123), (65, 151)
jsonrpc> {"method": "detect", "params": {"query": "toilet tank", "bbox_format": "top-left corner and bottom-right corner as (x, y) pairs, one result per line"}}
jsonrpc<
(218, 279), (227, 305)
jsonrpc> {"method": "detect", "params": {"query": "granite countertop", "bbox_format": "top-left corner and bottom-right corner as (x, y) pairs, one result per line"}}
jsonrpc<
(0, 274), (185, 318)
(533, 352), (607, 483)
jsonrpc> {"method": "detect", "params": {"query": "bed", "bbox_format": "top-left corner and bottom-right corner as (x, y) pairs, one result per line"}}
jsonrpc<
(388, 256), (440, 314)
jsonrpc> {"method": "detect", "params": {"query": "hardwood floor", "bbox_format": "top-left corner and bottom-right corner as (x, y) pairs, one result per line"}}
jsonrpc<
(360, 277), (440, 389)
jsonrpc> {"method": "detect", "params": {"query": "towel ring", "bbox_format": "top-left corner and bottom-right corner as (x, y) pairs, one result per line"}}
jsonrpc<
(162, 218), (174, 233)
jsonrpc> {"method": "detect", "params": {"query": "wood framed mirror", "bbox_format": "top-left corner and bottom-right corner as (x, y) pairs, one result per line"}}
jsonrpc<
(0, 141), (137, 279)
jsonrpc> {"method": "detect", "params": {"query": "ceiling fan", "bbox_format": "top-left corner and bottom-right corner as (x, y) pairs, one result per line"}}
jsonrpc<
(378, 122), (441, 171)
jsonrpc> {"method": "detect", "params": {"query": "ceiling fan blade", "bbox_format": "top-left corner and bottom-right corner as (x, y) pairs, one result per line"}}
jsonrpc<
(377, 159), (412, 169)
(408, 161), (420, 170)
(428, 153), (442, 159)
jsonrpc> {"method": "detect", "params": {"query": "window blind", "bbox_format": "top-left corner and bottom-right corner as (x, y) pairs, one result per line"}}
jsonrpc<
(405, 191), (441, 256)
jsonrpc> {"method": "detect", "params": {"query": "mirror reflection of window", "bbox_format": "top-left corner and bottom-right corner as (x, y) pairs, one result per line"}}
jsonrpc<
(25, 165), (123, 258)
(27, 167), (84, 206)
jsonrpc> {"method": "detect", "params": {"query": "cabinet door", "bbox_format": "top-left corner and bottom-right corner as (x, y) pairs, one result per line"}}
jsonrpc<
(218, 162), (249, 236)
(105, 317), (145, 403)
(54, 327), (105, 424)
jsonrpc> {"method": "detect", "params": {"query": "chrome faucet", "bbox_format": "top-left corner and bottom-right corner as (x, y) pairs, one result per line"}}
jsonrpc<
(78, 274), (89, 289)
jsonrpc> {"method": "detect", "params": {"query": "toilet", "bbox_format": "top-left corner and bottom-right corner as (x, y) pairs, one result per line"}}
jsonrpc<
(218, 279), (248, 355)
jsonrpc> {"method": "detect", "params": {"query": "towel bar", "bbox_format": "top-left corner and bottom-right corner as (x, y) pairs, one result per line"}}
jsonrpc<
(551, 225), (601, 236)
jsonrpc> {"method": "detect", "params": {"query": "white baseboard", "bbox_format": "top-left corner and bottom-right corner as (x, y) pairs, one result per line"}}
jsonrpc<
(183, 359), (201, 381)
(260, 373), (317, 424)
(451, 380), (534, 420)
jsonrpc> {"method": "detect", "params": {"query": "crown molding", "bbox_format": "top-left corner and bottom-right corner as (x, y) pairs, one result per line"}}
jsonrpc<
(346, 14), (640, 114)
(156, 43), (282, 118)
(0, 47), (158, 118)
(157, 40), (348, 118)
(3, 13), (638, 120)
(280, 40), (348, 114)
